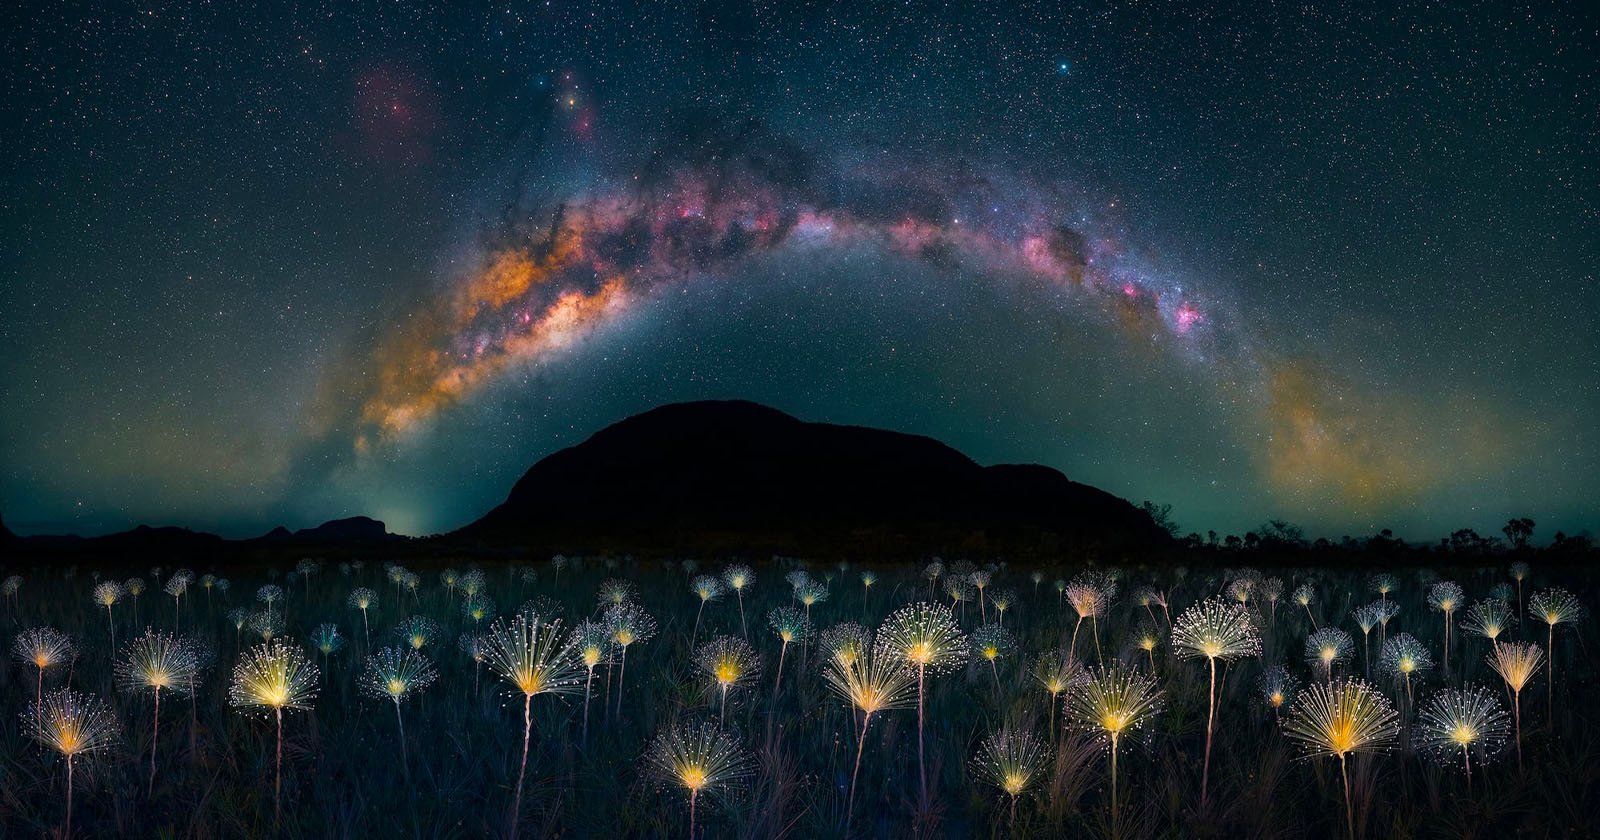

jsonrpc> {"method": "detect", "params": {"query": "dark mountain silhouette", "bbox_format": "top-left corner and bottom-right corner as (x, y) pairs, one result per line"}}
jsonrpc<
(461, 400), (1171, 555)
(252, 516), (393, 544)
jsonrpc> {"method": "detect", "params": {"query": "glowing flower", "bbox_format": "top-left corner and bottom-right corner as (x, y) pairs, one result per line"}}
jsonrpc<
(228, 639), (320, 825)
(877, 601), (968, 799)
(1281, 678), (1400, 840)
(480, 614), (583, 835)
(694, 635), (761, 720)
(645, 720), (754, 839)
(1171, 598), (1261, 807)
(13, 626), (77, 708)
(1486, 640), (1543, 769)
(971, 728), (1051, 826)
(1378, 632), (1433, 706)
(25, 688), (119, 838)
(1415, 685), (1510, 789)
(1304, 627), (1355, 682)
(1066, 663), (1164, 828)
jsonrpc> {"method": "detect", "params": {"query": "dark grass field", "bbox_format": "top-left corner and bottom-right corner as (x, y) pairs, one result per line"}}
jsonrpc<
(1, 545), (1595, 838)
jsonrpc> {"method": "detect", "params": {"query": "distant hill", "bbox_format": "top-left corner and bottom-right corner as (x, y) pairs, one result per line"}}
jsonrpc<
(252, 516), (393, 544)
(460, 400), (1171, 555)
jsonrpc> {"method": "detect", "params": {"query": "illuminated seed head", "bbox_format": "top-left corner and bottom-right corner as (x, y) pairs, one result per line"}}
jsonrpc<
(971, 729), (1051, 798)
(227, 607), (250, 632)
(923, 561), (944, 582)
(360, 647), (439, 704)
(1067, 663), (1165, 738)
(767, 606), (812, 646)
(1379, 633), (1434, 680)
(1064, 584), (1107, 619)
(861, 570), (878, 589)
(439, 568), (460, 589)
(1172, 598), (1262, 662)
(1305, 628), (1355, 671)
(461, 593), (496, 624)
(573, 619), (611, 669)
(823, 647), (916, 715)
(970, 624), (1016, 664)
(817, 622), (871, 670)
(1428, 581), (1464, 614)
(1031, 652), (1085, 697)
(597, 578), (638, 609)
(877, 602), (969, 675)
(393, 615), (443, 651)
(1372, 599), (1401, 626)
(457, 631), (486, 663)
(229, 639), (320, 713)
(1461, 599), (1511, 641)
(646, 720), (753, 803)
(695, 635), (761, 691)
(969, 569), (992, 591)
(721, 564), (754, 593)
(347, 587), (378, 611)
(27, 688), (119, 758)
(1528, 587), (1582, 628)
(1282, 678), (1400, 759)
(1134, 622), (1161, 654)
(1368, 573), (1397, 597)
(1508, 562), (1530, 583)
(1258, 664), (1299, 710)
(459, 569), (487, 597)
(248, 609), (285, 641)
(1293, 583), (1315, 608)
(309, 623), (345, 657)
(691, 575), (725, 604)
(13, 627), (77, 672)
(990, 589), (1016, 615)
(115, 629), (197, 696)
(605, 603), (658, 648)
(1227, 577), (1256, 605)
(255, 583), (283, 608)
(92, 581), (124, 609)
(795, 580), (829, 608)
(1414, 685), (1510, 771)
(943, 576), (974, 603)
(1351, 603), (1381, 634)
(125, 578), (146, 598)
(1486, 641), (1544, 693)
(481, 614), (585, 698)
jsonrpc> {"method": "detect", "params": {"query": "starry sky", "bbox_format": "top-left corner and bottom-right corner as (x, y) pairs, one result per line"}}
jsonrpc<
(2, 1), (1596, 541)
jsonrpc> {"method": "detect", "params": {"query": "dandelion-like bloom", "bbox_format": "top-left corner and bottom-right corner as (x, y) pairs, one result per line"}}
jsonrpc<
(1031, 653), (1084, 742)
(689, 574), (724, 645)
(255, 583), (283, 612)
(824, 645), (917, 833)
(1371, 599), (1400, 648)
(92, 581), (124, 649)
(603, 602), (657, 718)
(721, 564), (754, 635)
(1293, 583), (1318, 628)
(1133, 622), (1161, 672)
(1528, 587), (1582, 718)
(795, 580), (829, 620)
(766, 605), (811, 707)
(481, 614), (583, 833)
(309, 622), (344, 670)
(695, 635), (761, 720)
(971, 623), (1017, 696)
(1063, 582), (1107, 662)
(572, 618), (611, 745)
(249, 608), (285, 641)
(1066, 663), (1164, 827)
(1171, 598), (1261, 807)
(1258, 664), (1299, 718)
(969, 569), (994, 621)
(390, 615), (439, 651)
(439, 568), (460, 596)
(459, 568), (487, 597)
(1486, 640), (1543, 769)
(360, 646), (439, 779)
(26, 688), (119, 838)
(1282, 678), (1400, 840)
(1378, 632), (1433, 706)
(645, 720), (754, 839)
(1305, 627), (1355, 682)
(1415, 685), (1510, 790)
(597, 577), (638, 609)
(116, 629), (197, 794)
(1508, 561), (1530, 614)
(1369, 573), (1397, 602)
(1428, 581), (1465, 672)
(877, 601), (968, 800)
(1461, 599), (1511, 642)
(229, 640), (320, 824)
(971, 729), (1051, 826)
(990, 589), (1017, 625)
(347, 587), (378, 646)
(13, 626), (77, 708)
(1227, 577), (1255, 606)
(817, 622), (871, 671)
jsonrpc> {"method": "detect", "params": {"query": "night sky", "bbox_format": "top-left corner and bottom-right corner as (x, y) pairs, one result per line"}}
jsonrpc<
(2, 1), (1595, 540)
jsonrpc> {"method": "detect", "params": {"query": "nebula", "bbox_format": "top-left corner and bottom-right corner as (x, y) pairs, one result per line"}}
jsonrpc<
(350, 122), (1214, 452)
